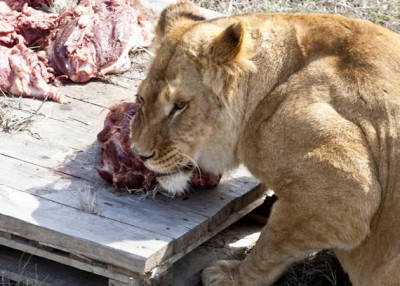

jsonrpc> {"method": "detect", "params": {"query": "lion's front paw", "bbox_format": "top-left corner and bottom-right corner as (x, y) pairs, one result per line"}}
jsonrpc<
(201, 260), (241, 286)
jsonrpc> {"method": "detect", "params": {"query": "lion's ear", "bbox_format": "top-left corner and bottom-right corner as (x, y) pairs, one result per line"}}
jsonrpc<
(209, 20), (253, 66)
(155, 1), (205, 39)
(202, 20), (255, 97)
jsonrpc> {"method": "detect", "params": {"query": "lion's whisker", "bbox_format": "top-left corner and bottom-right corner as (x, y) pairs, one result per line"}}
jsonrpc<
(169, 155), (182, 172)
(178, 151), (202, 180)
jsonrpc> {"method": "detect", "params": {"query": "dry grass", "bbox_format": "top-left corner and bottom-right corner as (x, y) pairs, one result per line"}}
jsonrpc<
(274, 251), (351, 286)
(1, 253), (39, 286)
(77, 184), (100, 215)
(0, 92), (44, 138)
(0, 275), (30, 286)
(193, 0), (400, 32)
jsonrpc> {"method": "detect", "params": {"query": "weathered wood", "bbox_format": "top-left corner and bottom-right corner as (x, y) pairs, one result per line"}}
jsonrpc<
(58, 81), (137, 107)
(0, 237), (141, 284)
(0, 245), (108, 286)
(0, 27), (264, 283)
(0, 153), (257, 244)
(12, 93), (108, 130)
(0, 152), (263, 272)
(150, 189), (265, 278)
(109, 279), (131, 286)
(0, 99), (107, 182)
(0, 185), (173, 274)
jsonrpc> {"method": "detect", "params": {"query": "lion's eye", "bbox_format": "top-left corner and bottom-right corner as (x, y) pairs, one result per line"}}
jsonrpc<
(169, 101), (187, 116)
(135, 94), (144, 104)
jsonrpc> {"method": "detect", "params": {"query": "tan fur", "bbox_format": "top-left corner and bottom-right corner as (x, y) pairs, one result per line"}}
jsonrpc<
(130, 1), (400, 284)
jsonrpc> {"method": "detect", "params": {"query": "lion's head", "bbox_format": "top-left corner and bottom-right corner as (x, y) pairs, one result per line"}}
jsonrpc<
(130, 1), (256, 194)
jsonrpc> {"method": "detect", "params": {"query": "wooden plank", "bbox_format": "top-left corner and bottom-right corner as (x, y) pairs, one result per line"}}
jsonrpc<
(109, 280), (131, 286)
(159, 181), (265, 255)
(0, 153), (206, 239)
(0, 185), (173, 274)
(0, 153), (262, 258)
(0, 130), (102, 182)
(58, 81), (136, 108)
(11, 95), (109, 130)
(0, 238), (140, 284)
(0, 153), (209, 242)
(0, 245), (108, 286)
(150, 188), (265, 278)
(0, 108), (263, 243)
(156, 167), (261, 226)
(11, 83), (136, 136)
(0, 88), (133, 183)
(0, 153), (264, 273)
(3, 101), (98, 138)
(0, 102), (105, 181)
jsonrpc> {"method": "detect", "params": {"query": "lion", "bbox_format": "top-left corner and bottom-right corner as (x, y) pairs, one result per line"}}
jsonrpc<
(130, 1), (400, 285)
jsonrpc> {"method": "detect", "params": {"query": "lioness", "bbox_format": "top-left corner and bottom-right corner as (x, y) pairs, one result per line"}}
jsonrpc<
(130, 1), (400, 285)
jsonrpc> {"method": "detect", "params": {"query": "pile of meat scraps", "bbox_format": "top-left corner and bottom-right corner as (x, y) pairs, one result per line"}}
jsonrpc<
(97, 102), (222, 195)
(0, 0), (153, 103)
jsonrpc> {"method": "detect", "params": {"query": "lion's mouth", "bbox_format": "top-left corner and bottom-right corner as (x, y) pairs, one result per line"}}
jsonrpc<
(154, 163), (195, 178)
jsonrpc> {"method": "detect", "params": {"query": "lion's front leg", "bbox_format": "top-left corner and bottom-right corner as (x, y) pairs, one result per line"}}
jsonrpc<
(202, 192), (375, 286)
(202, 260), (241, 286)
(202, 220), (289, 286)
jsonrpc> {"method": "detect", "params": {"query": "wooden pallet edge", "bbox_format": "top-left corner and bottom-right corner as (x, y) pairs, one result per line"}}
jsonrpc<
(148, 185), (266, 278)
(0, 269), (53, 286)
(0, 236), (145, 285)
(2, 271), (115, 286)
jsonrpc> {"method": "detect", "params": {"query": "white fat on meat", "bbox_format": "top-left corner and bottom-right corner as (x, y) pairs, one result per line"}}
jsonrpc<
(1, 45), (66, 103)
(47, 0), (154, 83)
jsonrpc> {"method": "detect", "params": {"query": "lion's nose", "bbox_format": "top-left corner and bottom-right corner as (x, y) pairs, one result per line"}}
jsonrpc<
(131, 145), (155, 162)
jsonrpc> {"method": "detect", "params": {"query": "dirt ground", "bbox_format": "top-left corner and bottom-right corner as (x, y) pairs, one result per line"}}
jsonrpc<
(190, 1), (400, 285)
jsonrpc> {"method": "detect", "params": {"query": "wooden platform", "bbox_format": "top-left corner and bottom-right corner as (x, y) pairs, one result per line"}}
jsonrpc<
(0, 62), (264, 284)
(0, 245), (108, 286)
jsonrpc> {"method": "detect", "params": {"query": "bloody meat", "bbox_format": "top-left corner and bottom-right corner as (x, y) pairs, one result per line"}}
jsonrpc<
(18, 4), (59, 47)
(0, 2), (22, 47)
(0, 0), (154, 102)
(2, 0), (52, 11)
(0, 44), (65, 103)
(46, 0), (153, 83)
(0, 2), (58, 47)
(97, 102), (222, 193)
